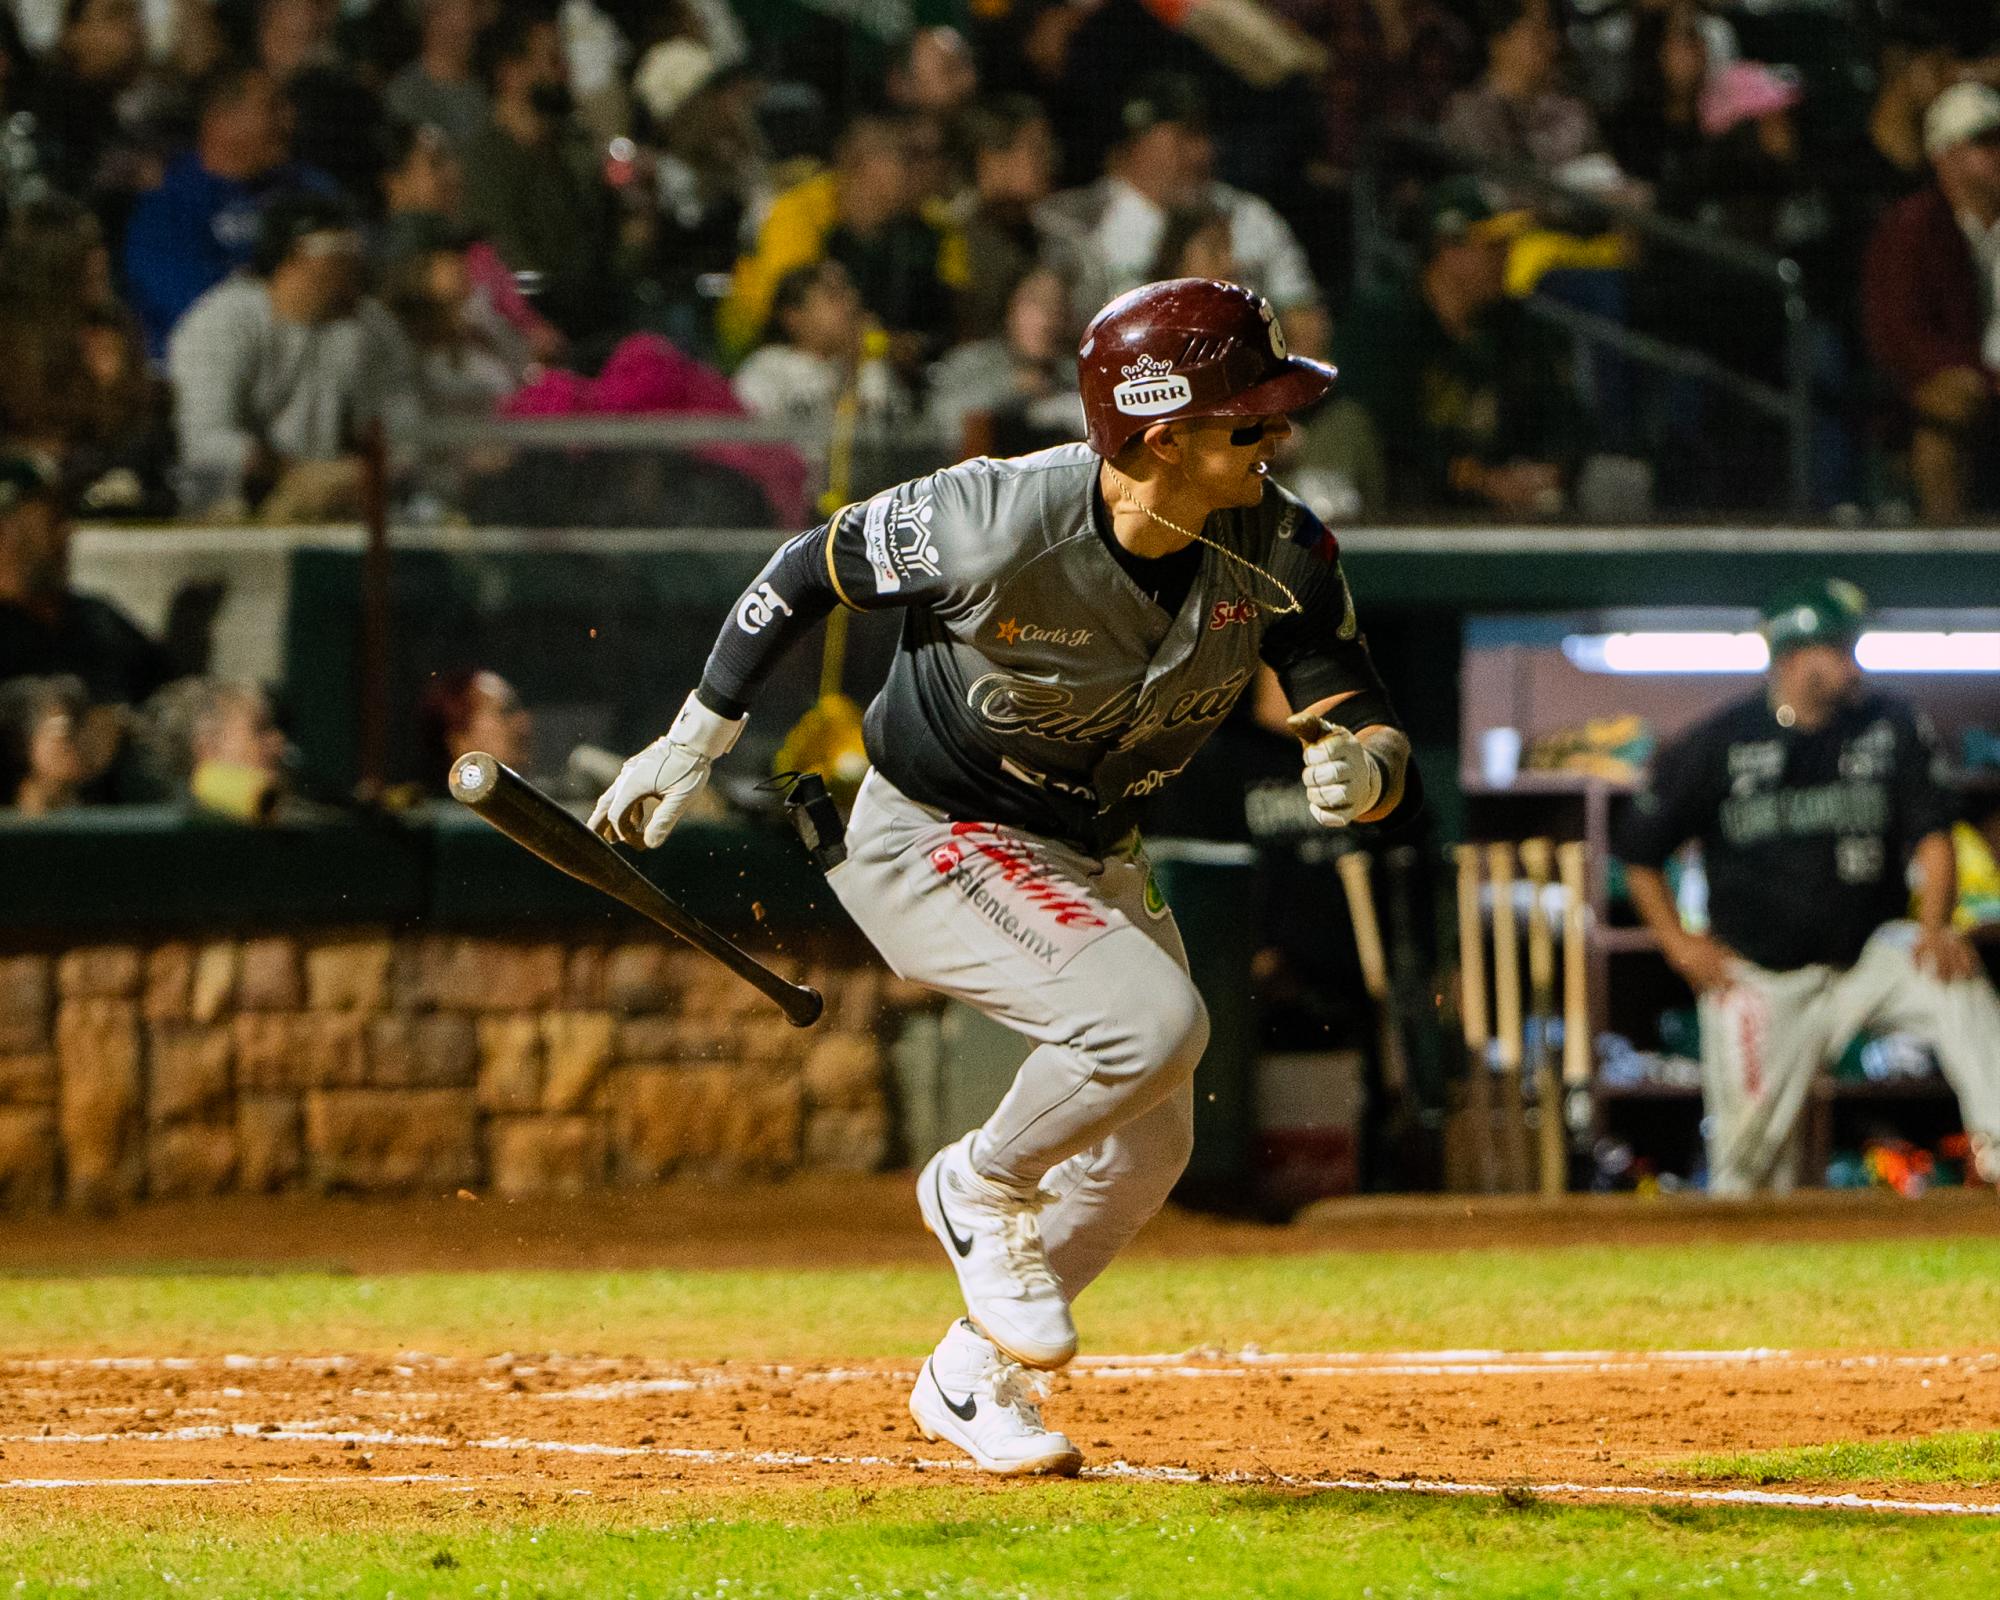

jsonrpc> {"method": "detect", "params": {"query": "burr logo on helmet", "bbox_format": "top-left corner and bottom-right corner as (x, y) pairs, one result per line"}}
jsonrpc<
(1258, 298), (1288, 359)
(1111, 353), (1193, 418)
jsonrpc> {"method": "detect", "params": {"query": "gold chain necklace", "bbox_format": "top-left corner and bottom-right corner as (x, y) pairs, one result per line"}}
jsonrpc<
(1111, 478), (1303, 617)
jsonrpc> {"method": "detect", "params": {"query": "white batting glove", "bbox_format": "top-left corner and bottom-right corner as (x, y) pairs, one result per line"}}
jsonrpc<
(587, 692), (745, 848)
(1301, 724), (1382, 829)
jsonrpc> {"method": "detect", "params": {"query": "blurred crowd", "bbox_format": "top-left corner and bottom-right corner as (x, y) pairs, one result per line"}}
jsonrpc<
(7, 0), (2000, 818)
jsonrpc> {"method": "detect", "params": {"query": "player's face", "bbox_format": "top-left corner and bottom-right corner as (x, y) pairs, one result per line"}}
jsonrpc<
(1773, 642), (1861, 722)
(1171, 413), (1290, 508)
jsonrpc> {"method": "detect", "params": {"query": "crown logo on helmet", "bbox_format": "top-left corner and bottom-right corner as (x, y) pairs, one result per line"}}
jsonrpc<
(1119, 353), (1175, 382)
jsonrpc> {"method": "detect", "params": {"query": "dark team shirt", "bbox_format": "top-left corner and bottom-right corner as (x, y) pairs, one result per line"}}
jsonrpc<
(1613, 690), (1957, 972)
(696, 443), (1400, 853)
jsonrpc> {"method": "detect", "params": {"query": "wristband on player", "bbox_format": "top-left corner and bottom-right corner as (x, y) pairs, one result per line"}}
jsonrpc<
(668, 690), (746, 760)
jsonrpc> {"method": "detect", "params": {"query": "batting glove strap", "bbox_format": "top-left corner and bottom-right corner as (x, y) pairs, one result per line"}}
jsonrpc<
(667, 690), (746, 761)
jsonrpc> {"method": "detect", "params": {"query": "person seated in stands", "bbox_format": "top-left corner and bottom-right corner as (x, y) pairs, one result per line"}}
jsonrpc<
(416, 667), (533, 789)
(731, 259), (912, 440)
(121, 62), (336, 355)
(0, 454), (173, 707)
(378, 214), (530, 413)
(951, 94), (1062, 341)
(1852, 18), (1963, 218)
(22, 0), (156, 213)
(1269, 0), (1475, 199)
(1564, 0), (1735, 114)
(0, 674), (90, 816)
(167, 192), (415, 522)
(926, 264), (1082, 456)
(255, 0), (384, 204)
(720, 113), (966, 368)
(377, 118), (566, 368)
(1440, 0), (1632, 200)
(138, 676), (291, 820)
(1604, 0), (1717, 210)
(461, 5), (630, 342)
(1037, 70), (1328, 357)
(1863, 82), (2000, 524)
(1328, 177), (1584, 518)
(0, 198), (178, 519)
(631, 41), (771, 322)
(386, 0), (491, 151)
(1614, 579), (2000, 1195)
(884, 24), (980, 202)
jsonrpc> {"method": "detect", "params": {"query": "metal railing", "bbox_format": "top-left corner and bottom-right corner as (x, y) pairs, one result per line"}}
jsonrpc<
(1354, 123), (1816, 513)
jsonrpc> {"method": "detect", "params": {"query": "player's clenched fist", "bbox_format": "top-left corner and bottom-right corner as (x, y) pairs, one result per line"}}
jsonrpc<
(588, 692), (744, 848)
(1301, 724), (1382, 829)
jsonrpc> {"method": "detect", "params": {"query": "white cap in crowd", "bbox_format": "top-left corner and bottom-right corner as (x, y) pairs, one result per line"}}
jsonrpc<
(1925, 82), (2000, 160)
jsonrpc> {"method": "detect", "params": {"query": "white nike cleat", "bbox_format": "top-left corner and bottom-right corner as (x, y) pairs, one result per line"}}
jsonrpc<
(917, 1132), (1077, 1370)
(1972, 1132), (2000, 1187)
(910, 1319), (1082, 1477)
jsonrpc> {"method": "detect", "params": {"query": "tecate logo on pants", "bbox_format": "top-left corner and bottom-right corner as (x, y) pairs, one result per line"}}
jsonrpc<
(924, 824), (1115, 970)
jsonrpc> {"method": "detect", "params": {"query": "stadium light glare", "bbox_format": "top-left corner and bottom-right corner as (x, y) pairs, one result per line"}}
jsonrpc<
(1852, 631), (2000, 672)
(1562, 631), (2000, 674)
(1561, 632), (1768, 674)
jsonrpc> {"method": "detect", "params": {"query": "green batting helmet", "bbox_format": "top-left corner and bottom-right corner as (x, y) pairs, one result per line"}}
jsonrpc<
(1760, 579), (1867, 658)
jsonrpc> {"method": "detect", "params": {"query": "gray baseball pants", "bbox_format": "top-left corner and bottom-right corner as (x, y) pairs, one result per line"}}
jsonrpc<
(828, 768), (1209, 1298)
(1698, 923), (2000, 1194)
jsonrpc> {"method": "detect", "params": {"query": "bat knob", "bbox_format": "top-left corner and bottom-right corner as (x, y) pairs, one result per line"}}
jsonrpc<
(1285, 709), (1339, 744)
(449, 751), (502, 804)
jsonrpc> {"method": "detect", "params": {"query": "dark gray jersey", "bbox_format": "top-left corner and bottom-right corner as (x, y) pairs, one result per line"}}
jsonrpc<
(700, 443), (1394, 851)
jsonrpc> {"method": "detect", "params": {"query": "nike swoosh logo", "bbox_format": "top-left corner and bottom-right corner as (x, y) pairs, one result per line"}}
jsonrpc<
(936, 1167), (974, 1257)
(931, 1366), (977, 1422)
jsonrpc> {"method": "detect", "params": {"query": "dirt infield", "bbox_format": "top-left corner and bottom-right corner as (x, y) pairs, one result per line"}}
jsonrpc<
(5, 1345), (1998, 1515)
(3, 1181), (1997, 1275)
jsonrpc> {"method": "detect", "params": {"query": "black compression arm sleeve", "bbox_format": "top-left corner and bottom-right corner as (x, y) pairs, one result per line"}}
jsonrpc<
(695, 525), (843, 719)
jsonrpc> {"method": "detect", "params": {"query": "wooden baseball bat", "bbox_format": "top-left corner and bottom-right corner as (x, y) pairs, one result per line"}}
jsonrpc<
(1519, 837), (1565, 1199)
(1558, 841), (1592, 1089)
(1285, 705), (1411, 1105)
(1453, 844), (1496, 1194)
(1484, 840), (1529, 1192)
(448, 752), (824, 1027)
(1335, 849), (1406, 1095)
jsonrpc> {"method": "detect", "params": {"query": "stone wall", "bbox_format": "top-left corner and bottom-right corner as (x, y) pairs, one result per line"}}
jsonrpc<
(0, 935), (924, 1211)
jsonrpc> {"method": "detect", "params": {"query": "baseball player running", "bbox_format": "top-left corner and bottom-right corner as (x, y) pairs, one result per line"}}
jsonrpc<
(589, 279), (1416, 1476)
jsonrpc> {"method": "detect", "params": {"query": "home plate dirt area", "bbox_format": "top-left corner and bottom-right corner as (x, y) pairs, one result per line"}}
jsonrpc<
(6, 1345), (2000, 1514)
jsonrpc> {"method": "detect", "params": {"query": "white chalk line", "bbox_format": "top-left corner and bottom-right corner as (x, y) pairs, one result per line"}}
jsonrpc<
(8, 1348), (1994, 1403)
(1, 1429), (1995, 1517)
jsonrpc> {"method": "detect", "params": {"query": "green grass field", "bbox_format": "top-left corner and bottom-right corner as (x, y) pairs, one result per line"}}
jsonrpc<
(1675, 1432), (2000, 1488)
(5, 1232), (1999, 1598)
(7, 1487), (2000, 1600)
(6, 1236), (2000, 1357)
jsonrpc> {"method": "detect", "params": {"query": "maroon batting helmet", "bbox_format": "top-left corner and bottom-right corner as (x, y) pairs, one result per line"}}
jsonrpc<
(1077, 278), (1336, 458)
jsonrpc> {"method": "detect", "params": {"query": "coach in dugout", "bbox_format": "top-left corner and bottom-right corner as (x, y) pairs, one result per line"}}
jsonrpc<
(1614, 579), (2000, 1194)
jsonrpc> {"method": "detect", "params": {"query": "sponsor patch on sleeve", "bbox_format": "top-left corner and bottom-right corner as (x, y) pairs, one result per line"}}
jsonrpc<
(860, 491), (942, 595)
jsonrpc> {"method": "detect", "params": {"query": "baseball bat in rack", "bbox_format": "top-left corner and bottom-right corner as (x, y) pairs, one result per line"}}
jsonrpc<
(449, 752), (824, 1027)
(1519, 837), (1565, 1199)
(1452, 844), (1496, 1194)
(1334, 848), (1407, 1096)
(1558, 841), (1592, 1092)
(1484, 840), (1530, 1192)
